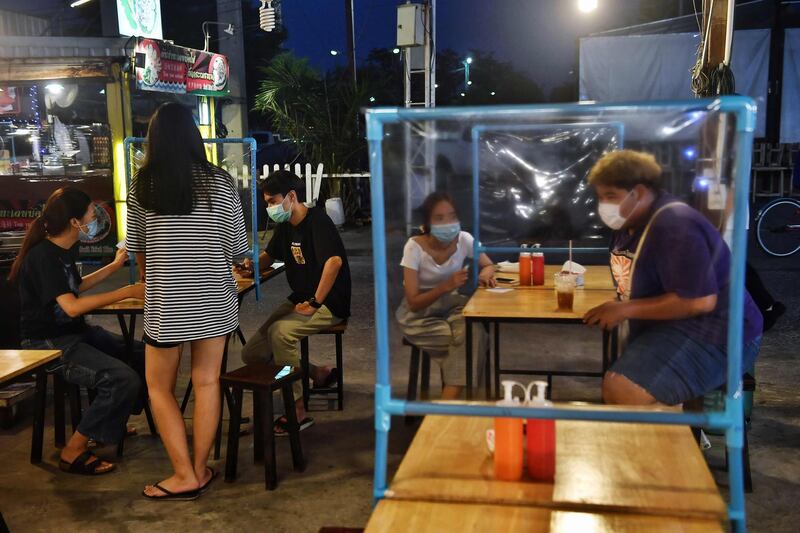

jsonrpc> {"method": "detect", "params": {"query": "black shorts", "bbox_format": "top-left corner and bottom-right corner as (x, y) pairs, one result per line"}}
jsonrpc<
(143, 333), (182, 348)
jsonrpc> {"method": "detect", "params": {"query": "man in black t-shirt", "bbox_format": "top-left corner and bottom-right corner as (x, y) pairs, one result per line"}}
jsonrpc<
(237, 171), (351, 434)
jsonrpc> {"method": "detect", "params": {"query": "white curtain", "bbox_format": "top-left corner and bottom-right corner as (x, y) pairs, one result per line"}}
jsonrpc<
(579, 30), (770, 137)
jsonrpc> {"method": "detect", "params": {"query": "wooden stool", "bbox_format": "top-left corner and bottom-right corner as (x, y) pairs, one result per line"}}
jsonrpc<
(402, 338), (431, 426)
(220, 363), (306, 490)
(300, 322), (347, 411)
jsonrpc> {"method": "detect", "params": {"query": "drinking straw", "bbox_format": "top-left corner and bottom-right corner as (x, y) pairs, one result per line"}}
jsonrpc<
(568, 240), (573, 272)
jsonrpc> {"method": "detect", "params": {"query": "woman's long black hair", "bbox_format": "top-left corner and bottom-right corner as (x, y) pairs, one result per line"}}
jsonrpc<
(8, 187), (91, 282)
(134, 103), (212, 215)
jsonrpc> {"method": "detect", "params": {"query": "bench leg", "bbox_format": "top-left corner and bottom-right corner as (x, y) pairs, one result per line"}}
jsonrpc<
(405, 346), (421, 426)
(116, 436), (125, 458)
(225, 387), (244, 482)
(335, 333), (344, 410)
(300, 338), (310, 411)
(282, 384), (306, 472)
(30, 371), (47, 464)
(53, 373), (66, 448)
(256, 390), (277, 490)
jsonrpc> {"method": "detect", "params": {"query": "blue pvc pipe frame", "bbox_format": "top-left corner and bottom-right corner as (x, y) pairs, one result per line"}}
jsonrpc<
(123, 136), (261, 300)
(366, 96), (756, 532)
(469, 121), (625, 288)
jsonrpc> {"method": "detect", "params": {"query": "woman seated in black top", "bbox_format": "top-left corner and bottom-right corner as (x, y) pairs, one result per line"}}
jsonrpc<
(10, 187), (146, 475)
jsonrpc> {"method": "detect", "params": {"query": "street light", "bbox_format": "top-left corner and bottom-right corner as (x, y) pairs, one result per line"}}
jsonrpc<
(70, 0), (93, 7)
(460, 92), (466, 97)
(465, 57), (473, 65)
(202, 21), (235, 52)
(330, 50), (340, 56)
(369, 96), (376, 102)
(462, 57), (473, 90)
(490, 91), (496, 96)
(392, 48), (400, 54)
(577, 0), (598, 13)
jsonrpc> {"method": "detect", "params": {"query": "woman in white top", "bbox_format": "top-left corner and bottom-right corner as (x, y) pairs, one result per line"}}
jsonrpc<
(396, 192), (496, 399)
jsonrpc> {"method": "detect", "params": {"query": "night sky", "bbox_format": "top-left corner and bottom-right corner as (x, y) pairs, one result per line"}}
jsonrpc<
(5, 0), (654, 91)
(276, 0), (650, 91)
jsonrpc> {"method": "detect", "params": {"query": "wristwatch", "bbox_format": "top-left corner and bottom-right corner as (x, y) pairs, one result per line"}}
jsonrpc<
(308, 297), (323, 309)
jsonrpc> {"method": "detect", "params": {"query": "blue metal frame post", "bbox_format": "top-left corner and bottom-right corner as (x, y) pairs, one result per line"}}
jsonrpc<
(123, 136), (262, 300)
(366, 118), (392, 501)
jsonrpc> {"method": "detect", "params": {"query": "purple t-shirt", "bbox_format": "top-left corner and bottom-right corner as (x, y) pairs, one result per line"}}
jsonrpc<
(609, 193), (763, 346)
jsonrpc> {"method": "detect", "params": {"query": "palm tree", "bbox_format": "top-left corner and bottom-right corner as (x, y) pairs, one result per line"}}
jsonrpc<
(254, 52), (368, 219)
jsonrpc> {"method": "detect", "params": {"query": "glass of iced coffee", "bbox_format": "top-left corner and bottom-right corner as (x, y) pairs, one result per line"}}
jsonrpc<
(554, 272), (577, 312)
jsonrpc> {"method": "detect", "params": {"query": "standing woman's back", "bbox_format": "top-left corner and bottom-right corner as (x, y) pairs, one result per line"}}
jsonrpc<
(126, 103), (248, 345)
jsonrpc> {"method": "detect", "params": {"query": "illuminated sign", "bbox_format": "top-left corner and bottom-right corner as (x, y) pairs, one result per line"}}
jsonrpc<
(117, 0), (163, 40)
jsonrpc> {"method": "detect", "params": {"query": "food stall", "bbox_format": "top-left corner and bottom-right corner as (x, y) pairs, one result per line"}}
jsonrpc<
(0, 35), (229, 259)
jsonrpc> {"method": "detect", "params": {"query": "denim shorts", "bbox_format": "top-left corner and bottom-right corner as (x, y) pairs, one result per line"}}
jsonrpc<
(610, 324), (762, 405)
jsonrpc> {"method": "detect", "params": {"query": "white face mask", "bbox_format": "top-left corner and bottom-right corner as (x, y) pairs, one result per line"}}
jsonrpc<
(598, 202), (627, 230)
(597, 191), (635, 230)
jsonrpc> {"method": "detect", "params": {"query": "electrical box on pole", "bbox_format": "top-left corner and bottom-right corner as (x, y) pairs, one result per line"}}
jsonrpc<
(397, 4), (425, 47)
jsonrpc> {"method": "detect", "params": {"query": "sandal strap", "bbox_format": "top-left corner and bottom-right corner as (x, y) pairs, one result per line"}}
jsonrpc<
(152, 483), (175, 496)
(66, 450), (103, 473)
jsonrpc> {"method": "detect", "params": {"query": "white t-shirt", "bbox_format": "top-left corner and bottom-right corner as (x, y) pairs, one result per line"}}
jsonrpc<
(400, 231), (475, 289)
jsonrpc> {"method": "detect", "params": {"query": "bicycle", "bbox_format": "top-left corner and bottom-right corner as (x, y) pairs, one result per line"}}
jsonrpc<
(755, 197), (800, 257)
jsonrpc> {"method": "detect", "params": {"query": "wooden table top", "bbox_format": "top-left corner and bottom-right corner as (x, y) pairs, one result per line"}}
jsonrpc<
(90, 265), (285, 314)
(0, 349), (61, 383)
(496, 264), (615, 291)
(463, 287), (617, 321)
(365, 500), (723, 533)
(387, 415), (726, 521)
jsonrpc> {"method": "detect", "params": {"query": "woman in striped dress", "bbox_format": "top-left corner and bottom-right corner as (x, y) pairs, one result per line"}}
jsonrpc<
(127, 103), (248, 500)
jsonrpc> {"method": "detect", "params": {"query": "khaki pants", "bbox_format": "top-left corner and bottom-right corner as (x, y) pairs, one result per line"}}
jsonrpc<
(396, 292), (486, 387)
(242, 301), (344, 400)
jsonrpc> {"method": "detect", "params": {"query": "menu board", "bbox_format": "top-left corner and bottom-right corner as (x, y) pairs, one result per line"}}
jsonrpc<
(135, 38), (230, 97)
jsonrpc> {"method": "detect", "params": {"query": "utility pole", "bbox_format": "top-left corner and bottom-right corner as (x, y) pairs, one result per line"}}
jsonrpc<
(344, 0), (357, 87)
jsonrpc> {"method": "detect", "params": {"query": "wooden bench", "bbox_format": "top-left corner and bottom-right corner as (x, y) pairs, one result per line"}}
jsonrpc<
(365, 499), (723, 532)
(0, 349), (62, 464)
(220, 362), (306, 490)
(300, 321), (347, 411)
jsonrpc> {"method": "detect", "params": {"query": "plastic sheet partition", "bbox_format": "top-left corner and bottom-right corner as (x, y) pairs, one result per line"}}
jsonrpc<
(366, 97), (756, 532)
(780, 29), (800, 143)
(123, 137), (261, 300)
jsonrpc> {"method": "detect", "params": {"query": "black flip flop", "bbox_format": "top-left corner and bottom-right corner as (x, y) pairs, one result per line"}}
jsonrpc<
(142, 483), (201, 501)
(273, 416), (314, 437)
(314, 367), (339, 389)
(198, 467), (218, 495)
(59, 450), (115, 476)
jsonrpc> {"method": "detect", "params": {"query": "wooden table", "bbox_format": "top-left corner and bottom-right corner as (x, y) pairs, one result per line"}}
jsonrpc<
(0, 349), (62, 463)
(463, 286), (618, 398)
(385, 415), (726, 523)
(496, 264), (616, 291)
(366, 499), (723, 533)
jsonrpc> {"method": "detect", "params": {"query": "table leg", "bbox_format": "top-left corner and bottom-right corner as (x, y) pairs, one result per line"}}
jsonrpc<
(493, 322), (500, 399)
(465, 319), (473, 400)
(602, 329), (610, 374)
(482, 323), (491, 399)
(116, 314), (131, 346)
(30, 371), (47, 464)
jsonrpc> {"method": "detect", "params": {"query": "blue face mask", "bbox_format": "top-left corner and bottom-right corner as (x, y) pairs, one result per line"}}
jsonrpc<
(430, 221), (461, 244)
(267, 196), (293, 223)
(79, 219), (99, 241)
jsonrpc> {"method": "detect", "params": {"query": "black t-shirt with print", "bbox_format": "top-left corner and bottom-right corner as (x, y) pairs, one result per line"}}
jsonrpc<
(18, 240), (86, 340)
(266, 207), (351, 318)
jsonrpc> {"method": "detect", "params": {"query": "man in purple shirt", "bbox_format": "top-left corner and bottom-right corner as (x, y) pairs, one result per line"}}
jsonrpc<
(582, 150), (763, 406)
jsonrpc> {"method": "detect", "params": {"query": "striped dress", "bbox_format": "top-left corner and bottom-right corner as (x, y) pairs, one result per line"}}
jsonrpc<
(126, 165), (249, 344)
